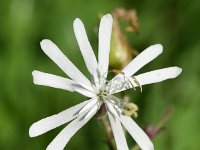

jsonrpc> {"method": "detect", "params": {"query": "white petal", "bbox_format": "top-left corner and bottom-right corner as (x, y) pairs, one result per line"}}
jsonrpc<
(74, 85), (96, 98)
(120, 115), (154, 150)
(122, 44), (163, 77)
(46, 106), (98, 150)
(108, 44), (163, 93)
(78, 98), (98, 114)
(40, 39), (93, 92)
(109, 67), (182, 94)
(32, 70), (95, 97)
(32, 70), (75, 92)
(73, 18), (98, 76)
(29, 100), (89, 137)
(98, 14), (113, 81)
(108, 112), (129, 150)
(92, 69), (100, 89)
(83, 102), (100, 119)
(105, 101), (120, 119)
(135, 67), (182, 85)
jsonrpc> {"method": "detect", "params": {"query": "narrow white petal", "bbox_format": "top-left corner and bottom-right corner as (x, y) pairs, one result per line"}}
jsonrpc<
(98, 14), (113, 80)
(111, 67), (182, 94)
(29, 100), (89, 137)
(108, 112), (129, 150)
(32, 70), (75, 92)
(105, 101), (120, 119)
(83, 103), (100, 119)
(135, 67), (182, 85)
(74, 85), (96, 98)
(120, 115), (154, 150)
(78, 98), (98, 114)
(46, 106), (98, 150)
(108, 44), (163, 93)
(73, 18), (98, 76)
(92, 69), (100, 89)
(40, 39), (93, 92)
(122, 44), (163, 77)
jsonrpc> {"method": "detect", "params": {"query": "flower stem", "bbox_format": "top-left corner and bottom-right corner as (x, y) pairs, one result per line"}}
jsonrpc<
(98, 116), (116, 150)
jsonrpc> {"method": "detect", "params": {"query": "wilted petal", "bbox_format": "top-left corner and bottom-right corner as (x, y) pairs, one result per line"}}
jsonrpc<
(98, 14), (113, 81)
(108, 112), (129, 150)
(135, 67), (182, 85)
(73, 18), (98, 76)
(32, 70), (75, 92)
(46, 105), (98, 150)
(29, 100), (89, 137)
(120, 115), (154, 150)
(40, 39), (93, 92)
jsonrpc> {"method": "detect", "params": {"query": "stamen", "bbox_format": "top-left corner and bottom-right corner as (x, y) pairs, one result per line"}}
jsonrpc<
(129, 76), (143, 92)
(122, 102), (139, 118)
(105, 95), (139, 118)
(97, 89), (108, 101)
(128, 77), (136, 90)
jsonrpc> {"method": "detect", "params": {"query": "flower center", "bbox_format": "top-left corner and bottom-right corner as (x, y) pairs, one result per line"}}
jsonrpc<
(93, 70), (140, 118)
(97, 91), (139, 118)
(97, 89), (108, 101)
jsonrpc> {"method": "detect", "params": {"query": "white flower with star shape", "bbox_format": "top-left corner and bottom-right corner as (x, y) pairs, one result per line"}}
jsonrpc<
(29, 14), (182, 150)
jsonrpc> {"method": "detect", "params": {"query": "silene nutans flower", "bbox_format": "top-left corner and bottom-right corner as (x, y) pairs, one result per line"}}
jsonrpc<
(29, 14), (182, 150)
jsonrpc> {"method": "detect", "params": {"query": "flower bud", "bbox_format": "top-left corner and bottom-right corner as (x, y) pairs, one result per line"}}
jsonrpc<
(109, 20), (133, 70)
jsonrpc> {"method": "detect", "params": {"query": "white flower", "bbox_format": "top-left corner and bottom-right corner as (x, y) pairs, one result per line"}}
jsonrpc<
(29, 14), (182, 150)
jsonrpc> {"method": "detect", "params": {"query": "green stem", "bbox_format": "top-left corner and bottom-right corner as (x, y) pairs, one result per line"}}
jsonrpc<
(98, 116), (116, 150)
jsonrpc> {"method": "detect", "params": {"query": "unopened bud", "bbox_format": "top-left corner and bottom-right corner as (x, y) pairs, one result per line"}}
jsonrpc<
(109, 20), (133, 70)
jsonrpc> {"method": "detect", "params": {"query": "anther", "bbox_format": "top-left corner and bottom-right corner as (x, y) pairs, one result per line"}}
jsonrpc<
(122, 102), (139, 118)
(129, 76), (142, 92)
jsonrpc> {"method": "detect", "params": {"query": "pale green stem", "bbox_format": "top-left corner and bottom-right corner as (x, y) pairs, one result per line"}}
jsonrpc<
(98, 116), (116, 150)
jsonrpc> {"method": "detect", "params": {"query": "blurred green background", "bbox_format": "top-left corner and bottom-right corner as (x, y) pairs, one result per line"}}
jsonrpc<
(0, 0), (200, 149)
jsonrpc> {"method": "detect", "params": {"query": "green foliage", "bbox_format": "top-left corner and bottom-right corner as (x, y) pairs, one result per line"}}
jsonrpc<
(0, 0), (200, 149)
